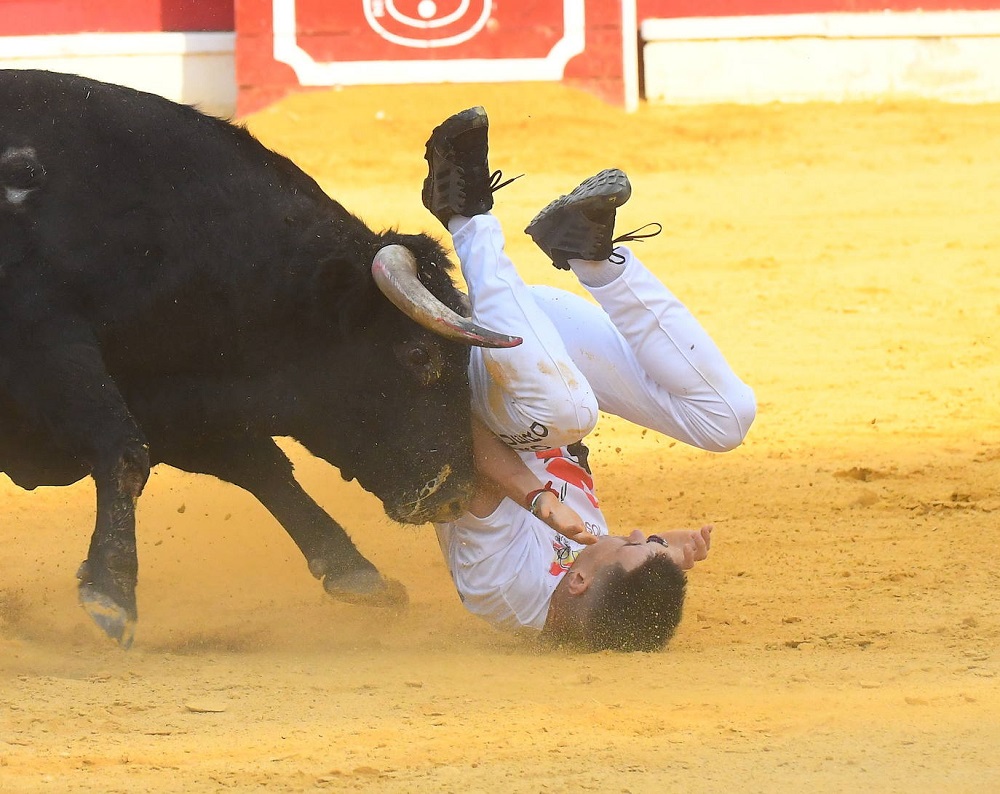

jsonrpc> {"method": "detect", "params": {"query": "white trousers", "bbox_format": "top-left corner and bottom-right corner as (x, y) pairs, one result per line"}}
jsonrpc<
(452, 214), (756, 453)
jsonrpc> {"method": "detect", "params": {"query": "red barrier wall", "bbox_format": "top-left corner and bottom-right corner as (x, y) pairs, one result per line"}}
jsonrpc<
(8, 0), (1000, 114)
(0, 0), (234, 35)
(637, 1), (1000, 16)
(7, 0), (998, 38)
(236, 0), (632, 115)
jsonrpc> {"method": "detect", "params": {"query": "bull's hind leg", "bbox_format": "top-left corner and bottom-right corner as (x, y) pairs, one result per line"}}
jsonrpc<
(8, 339), (149, 647)
(154, 433), (407, 608)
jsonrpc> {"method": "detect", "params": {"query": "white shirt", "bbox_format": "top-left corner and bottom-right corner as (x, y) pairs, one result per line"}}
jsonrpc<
(434, 444), (608, 631)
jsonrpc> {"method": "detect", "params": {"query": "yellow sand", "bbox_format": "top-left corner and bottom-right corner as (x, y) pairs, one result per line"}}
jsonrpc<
(2, 83), (998, 792)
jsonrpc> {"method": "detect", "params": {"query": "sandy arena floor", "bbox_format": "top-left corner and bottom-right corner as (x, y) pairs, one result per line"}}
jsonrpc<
(1, 82), (999, 792)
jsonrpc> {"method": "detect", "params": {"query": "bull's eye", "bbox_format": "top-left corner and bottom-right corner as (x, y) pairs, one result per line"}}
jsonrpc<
(394, 340), (442, 385)
(404, 347), (431, 368)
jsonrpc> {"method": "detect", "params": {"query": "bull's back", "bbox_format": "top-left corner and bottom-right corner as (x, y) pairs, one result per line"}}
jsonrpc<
(0, 69), (344, 364)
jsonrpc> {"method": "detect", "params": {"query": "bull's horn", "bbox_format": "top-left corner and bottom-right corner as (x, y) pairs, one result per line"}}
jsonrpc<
(372, 245), (522, 349)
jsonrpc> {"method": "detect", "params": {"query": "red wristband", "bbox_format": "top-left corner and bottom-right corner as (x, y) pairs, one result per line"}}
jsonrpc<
(526, 481), (560, 516)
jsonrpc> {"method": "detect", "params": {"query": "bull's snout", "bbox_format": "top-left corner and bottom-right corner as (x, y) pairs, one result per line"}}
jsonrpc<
(386, 464), (472, 524)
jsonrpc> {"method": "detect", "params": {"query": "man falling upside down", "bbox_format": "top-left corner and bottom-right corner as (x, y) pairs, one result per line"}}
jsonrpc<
(422, 107), (756, 652)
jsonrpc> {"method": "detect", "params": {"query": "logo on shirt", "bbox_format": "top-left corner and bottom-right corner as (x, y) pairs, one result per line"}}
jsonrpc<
(549, 535), (580, 576)
(535, 447), (599, 508)
(499, 421), (550, 451)
(538, 444), (603, 576)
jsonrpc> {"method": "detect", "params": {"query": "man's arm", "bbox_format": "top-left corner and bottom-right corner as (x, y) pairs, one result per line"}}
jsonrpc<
(471, 417), (596, 545)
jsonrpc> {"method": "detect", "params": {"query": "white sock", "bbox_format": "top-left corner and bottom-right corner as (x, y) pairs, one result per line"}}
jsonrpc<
(568, 255), (625, 288)
(448, 215), (474, 235)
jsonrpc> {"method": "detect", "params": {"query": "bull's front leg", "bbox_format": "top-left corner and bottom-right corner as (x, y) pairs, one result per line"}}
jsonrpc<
(153, 432), (407, 608)
(76, 440), (149, 648)
(7, 334), (150, 647)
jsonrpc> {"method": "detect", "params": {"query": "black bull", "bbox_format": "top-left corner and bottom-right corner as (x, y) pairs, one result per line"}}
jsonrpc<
(0, 70), (518, 647)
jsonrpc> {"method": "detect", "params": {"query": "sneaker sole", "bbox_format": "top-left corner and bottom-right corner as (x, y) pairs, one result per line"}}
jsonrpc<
(422, 106), (490, 224)
(525, 168), (631, 232)
(424, 106), (489, 154)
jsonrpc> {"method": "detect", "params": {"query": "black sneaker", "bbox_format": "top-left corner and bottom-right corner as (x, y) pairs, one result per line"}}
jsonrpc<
(525, 168), (632, 269)
(422, 106), (495, 228)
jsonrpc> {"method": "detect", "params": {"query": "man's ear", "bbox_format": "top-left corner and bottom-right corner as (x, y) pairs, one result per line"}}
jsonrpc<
(565, 569), (591, 597)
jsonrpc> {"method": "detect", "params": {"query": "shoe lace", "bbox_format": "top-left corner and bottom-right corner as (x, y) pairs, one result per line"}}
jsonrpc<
(609, 222), (663, 264)
(490, 170), (523, 193)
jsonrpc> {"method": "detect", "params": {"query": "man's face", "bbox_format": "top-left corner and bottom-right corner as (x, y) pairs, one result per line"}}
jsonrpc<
(572, 529), (677, 578)
(572, 525), (713, 580)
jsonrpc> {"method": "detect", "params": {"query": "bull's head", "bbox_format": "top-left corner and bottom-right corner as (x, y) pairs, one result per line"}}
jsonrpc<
(297, 233), (519, 526)
(368, 244), (519, 523)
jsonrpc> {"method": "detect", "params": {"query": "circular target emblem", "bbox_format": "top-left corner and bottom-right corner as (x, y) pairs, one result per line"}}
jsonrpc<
(364, 0), (492, 48)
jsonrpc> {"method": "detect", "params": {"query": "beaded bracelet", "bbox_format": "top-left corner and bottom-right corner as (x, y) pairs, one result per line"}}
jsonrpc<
(526, 481), (560, 516)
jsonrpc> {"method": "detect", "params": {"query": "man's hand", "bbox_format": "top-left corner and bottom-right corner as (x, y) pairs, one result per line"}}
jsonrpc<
(649, 526), (712, 569)
(532, 491), (597, 545)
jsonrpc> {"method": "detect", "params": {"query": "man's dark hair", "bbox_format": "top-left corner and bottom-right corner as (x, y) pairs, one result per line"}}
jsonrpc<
(581, 556), (687, 652)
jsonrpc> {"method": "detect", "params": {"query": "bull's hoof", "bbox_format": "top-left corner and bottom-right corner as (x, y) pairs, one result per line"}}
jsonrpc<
(322, 569), (409, 609)
(78, 583), (136, 649)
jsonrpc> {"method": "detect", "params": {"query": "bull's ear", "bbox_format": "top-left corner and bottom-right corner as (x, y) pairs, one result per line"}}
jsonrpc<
(311, 256), (378, 331)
